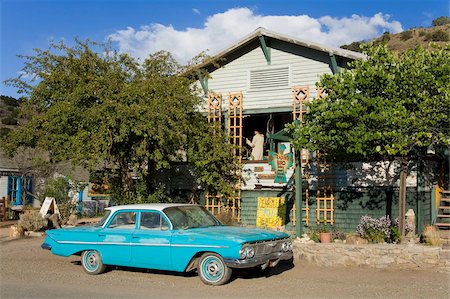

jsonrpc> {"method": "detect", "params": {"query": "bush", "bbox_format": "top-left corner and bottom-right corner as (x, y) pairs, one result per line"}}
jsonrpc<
(421, 225), (443, 246)
(432, 16), (450, 26)
(1, 116), (18, 125)
(425, 30), (450, 42)
(42, 177), (77, 224)
(356, 215), (392, 243)
(0, 127), (11, 138)
(400, 30), (413, 41)
(18, 211), (47, 232)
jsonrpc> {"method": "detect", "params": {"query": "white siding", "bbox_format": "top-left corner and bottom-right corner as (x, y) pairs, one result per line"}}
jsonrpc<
(206, 47), (333, 111)
(0, 176), (7, 198)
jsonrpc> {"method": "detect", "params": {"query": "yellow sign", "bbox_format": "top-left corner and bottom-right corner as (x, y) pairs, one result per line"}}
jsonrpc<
(256, 197), (285, 228)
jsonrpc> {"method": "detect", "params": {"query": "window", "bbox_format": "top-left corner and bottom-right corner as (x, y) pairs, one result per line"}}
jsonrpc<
(140, 212), (169, 230)
(107, 212), (136, 229)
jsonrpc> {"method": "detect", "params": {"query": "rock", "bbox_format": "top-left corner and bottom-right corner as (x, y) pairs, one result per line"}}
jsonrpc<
(346, 235), (369, 245)
(9, 224), (24, 238)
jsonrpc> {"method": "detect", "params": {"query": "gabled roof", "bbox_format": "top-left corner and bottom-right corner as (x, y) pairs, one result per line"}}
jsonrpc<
(194, 27), (366, 72)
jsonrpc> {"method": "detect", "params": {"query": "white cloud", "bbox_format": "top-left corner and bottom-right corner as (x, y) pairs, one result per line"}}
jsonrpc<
(192, 8), (200, 14)
(109, 8), (403, 64)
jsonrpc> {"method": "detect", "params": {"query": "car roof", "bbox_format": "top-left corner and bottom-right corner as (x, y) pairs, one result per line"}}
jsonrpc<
(105, 203), (198, 213)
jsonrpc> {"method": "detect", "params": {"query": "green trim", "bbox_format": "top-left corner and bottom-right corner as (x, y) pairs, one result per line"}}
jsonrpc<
(267, 128), (290, 142)
(431, 186), (437, 225)
(197, 71), (208, 95)
(243, 106), (293, 115)
(258, 36), (271, 65)
(295, 150), (302, 237)
(329, 53), (339, 74)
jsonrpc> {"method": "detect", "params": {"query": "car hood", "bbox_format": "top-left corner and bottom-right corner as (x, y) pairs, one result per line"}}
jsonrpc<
(178, 226), (289, 244)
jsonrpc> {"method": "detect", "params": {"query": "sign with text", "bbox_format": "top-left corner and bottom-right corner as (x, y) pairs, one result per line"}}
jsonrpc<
(39, 197), (60, 217)
(256, 197), (285, 228)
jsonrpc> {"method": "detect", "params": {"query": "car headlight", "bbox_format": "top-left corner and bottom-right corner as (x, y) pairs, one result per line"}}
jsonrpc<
(281, 241), (292, 252)
(239, 247), (247, 259)
(245, 246), (255, 258)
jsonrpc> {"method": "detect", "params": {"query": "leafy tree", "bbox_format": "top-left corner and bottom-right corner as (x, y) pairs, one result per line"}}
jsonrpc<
(288, 44), (450, 235)
(3, 40), (238, 204)
(432, 16), (450, 26)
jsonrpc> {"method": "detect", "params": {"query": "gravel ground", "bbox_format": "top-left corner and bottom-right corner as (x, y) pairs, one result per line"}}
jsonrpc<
(0, 236), (449, 299)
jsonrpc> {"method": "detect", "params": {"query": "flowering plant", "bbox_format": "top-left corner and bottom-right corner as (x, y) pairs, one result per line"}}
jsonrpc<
(356, 215), (392, 243)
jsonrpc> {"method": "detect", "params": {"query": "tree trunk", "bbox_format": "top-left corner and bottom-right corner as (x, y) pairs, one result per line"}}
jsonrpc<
(398, 162), (407, 237)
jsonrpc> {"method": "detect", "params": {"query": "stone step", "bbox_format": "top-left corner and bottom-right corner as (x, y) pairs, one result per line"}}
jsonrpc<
(438, 206), (450, 210)
(441, 190), (450, 194)
(440, 198), (450, 202)
(437, 214), (450, 218)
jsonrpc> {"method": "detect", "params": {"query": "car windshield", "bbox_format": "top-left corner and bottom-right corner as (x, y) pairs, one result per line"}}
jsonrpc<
(95, 211), (111, 227)
(163, 206), (222, 230)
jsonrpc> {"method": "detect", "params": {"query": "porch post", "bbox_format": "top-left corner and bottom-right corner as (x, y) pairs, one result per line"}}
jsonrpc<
(16, 176), (22, 205)
(295, 150), (303, 237)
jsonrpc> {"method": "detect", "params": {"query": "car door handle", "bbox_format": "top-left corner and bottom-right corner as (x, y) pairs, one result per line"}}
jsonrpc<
(132, 236), (140, 239)
(98, 234), (105, 237)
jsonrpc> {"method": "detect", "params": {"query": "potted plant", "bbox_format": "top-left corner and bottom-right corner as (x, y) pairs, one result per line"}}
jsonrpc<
(317, 223), (333, 243)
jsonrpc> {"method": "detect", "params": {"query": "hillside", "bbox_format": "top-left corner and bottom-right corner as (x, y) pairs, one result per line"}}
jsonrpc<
(341, 24), (450, 54)
(0, 95), (20, 138)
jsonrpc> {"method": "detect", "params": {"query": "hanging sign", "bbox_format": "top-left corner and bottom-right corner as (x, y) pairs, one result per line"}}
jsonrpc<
(268, 144), (293, 183)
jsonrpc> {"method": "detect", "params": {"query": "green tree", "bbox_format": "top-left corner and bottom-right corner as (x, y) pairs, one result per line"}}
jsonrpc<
(432, 16), (450, 26)
(4, 40), (238, 204)
(288, 44), (450, 235)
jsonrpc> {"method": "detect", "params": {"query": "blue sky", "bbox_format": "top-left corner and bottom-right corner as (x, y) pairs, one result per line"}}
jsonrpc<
(1, 0), (449, 98)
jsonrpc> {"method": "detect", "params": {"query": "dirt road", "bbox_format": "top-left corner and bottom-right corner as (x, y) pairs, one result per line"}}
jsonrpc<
(1, 236), (449, 299)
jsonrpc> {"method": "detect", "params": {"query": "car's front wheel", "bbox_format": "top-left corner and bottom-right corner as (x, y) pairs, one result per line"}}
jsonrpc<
(198, 252), (232, 285)
(81, 250), (106, 275)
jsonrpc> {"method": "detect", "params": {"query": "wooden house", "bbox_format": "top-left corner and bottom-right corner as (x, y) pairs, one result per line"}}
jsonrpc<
(193, 28), (442, 232)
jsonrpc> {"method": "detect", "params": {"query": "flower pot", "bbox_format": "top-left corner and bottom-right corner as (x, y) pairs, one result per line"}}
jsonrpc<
(320, 232), (332, 243)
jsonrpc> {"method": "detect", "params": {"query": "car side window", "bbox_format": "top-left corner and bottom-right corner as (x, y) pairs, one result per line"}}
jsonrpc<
(107, 212), (136, 229)
(140, 212), (169, 231)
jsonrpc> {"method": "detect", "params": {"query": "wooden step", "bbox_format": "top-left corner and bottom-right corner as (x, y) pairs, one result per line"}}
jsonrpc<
(436, 223), (450, 227)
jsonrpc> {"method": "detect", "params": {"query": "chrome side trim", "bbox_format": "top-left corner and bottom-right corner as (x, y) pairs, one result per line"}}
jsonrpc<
(56, 240), (228, 248)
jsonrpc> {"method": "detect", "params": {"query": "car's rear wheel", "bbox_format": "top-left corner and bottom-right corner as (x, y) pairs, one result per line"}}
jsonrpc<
(81, 250), (106, 275)
(198, 252), (232, 285)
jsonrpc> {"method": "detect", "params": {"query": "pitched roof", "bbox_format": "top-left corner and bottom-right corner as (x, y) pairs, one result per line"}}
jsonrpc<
(193, 27), (367, 72)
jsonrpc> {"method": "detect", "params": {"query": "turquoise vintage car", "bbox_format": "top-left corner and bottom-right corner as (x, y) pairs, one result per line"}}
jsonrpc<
(42, 204), (293, 285)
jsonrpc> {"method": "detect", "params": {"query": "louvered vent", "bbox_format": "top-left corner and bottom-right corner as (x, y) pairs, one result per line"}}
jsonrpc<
(249, 67), (289, 90)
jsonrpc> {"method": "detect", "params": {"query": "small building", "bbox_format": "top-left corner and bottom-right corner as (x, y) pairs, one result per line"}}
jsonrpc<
(0, 151), (33, 207)
(193, 28), (443, 232)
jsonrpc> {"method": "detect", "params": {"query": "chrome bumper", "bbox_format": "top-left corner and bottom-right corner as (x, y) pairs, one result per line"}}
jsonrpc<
(224, 251), (293, 269)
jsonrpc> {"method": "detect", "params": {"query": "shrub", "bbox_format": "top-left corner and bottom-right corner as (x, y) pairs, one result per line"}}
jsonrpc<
(18, 211), (47, 232)
(425, 30), (450, 42)
(400, 30), (413, 41)
(421, 225), (444, 246)
(356, 215), (392, 243)
(42, 177), (77, 224)
(432, 16), (450, 26)
(0, 127), (11, 138)
(1, 116), (18, 125)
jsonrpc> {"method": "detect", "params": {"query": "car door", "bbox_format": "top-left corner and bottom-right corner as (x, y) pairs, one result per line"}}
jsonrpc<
(98, 210), (136, 266)
(131, 211), (172, 270)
